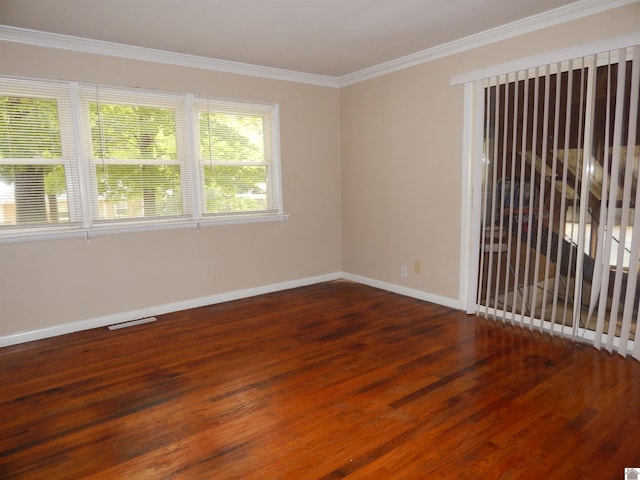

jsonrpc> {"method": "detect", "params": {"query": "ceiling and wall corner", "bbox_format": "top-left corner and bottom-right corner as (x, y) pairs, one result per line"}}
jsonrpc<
(0, 0), (636, 88)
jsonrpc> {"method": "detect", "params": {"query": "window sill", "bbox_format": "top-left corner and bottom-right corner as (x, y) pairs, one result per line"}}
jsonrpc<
(0, 213), (290, 244)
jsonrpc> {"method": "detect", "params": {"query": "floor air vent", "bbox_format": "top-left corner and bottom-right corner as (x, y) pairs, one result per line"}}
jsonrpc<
(108, 317), (157, 330)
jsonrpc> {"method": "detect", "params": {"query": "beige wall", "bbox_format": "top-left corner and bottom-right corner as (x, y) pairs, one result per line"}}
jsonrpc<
(1, 3), (639, 340)
(340, 3), (640, 302)
(0, 44), (342, 337)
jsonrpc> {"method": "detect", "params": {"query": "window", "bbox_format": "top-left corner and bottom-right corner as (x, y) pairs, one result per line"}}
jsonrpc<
(81, 86), (192, 223)
(0, 78), (284, 240)
(195, 98), (281, 216)
(0, 79), (79, 228)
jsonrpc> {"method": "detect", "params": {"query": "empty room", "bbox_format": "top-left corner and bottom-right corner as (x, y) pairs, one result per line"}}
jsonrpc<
(1, 0), (640, 478)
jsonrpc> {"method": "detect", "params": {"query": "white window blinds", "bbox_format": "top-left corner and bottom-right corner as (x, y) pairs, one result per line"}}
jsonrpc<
(0, 78), (80, 229)
(0, 78), (285, 241)
(80, 85), (193, 224)
(194, 98), (282, 216)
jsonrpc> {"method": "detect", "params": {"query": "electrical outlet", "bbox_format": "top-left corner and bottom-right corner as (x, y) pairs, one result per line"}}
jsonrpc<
(205, 265), (213, 277)
(414, 261), (421, 274)
(400, 265), (408, 278)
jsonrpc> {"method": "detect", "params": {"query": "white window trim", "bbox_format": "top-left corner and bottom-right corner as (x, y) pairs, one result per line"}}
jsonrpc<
(0, 77), (288, 243)
(0, 213), (289, 244)
(0, 78), (81, 227)
(192, 97), (283, 216)
(78, 84), (195, 225)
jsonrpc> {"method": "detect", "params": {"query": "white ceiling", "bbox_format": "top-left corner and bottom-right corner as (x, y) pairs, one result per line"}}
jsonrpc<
(0, 0), (627, 78)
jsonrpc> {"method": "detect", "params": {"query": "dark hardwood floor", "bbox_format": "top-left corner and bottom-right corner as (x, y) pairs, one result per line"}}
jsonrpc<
(1, 280), (639, 479)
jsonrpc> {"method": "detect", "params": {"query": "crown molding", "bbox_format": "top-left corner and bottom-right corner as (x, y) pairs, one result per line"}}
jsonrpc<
(338, 0), (639, 86)
(450, 30), (640, 85)
(1, 0), (636, 89)
(0, 25), (340, 88)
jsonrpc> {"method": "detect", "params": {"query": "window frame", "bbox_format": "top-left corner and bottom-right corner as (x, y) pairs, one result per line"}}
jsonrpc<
(193, 97), (282, 217)
(79, 85), (194, 225)
(0, 78), (81, 230)
(0, 77), (287, 242)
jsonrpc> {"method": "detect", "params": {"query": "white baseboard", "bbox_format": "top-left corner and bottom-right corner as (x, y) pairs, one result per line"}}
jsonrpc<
(0, 271), (461, 348)
(341, 272), (462, 310)
(0, 272), (342, 348)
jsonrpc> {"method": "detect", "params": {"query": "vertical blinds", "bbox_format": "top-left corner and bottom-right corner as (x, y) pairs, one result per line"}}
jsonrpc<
(477, 44), (640, 360)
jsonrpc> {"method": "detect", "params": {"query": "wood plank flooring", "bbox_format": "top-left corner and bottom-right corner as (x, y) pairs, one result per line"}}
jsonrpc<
(1, 280), (639, 479)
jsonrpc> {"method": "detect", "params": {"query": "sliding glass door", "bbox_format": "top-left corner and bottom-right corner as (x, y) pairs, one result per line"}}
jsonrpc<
(475, 45), (640, 359)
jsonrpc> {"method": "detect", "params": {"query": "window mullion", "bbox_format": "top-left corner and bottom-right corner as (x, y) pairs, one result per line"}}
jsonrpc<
(185, 94), (202, 221)
(267, 103), (282, 212)
(69, 82), (93, 229)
